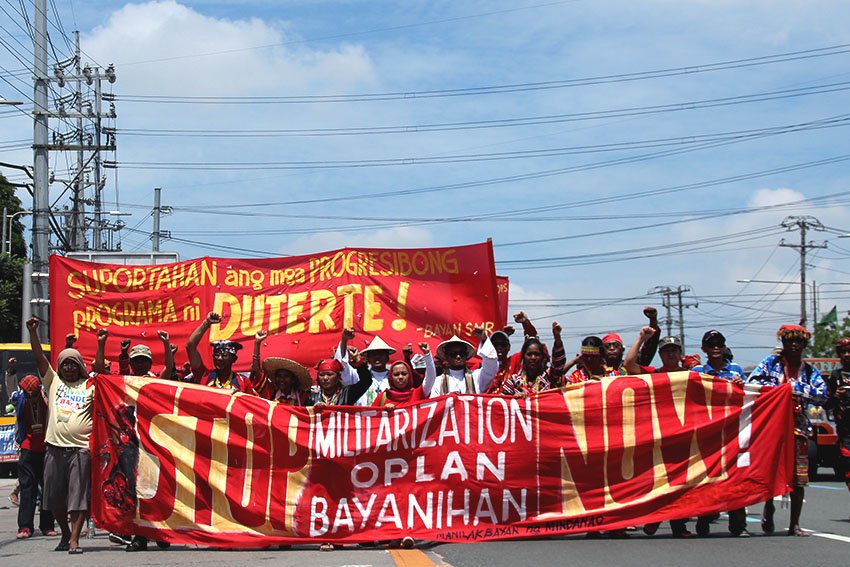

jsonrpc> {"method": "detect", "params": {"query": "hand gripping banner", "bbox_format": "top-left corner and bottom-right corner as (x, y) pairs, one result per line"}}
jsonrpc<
(49, 242), (499, 370)
(91, 371), (792, 546)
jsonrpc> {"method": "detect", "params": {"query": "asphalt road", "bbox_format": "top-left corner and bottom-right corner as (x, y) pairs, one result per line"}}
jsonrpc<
(1, 474), (849, 567)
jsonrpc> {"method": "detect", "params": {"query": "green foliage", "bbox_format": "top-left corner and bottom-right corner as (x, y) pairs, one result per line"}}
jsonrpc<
(0, 173), (25, 341)
(811, 312), (850, 358)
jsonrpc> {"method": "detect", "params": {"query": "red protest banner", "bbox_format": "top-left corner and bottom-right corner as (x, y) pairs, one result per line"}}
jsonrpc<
(49, 242), (499, 370)
(496, 275), (509, 327)
(91, 371), (792, 546)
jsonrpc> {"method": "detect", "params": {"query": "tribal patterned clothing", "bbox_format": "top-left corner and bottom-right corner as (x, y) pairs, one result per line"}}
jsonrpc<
(747, 354), (827, 406)
(566, 366), (621, 385)
(500, 369), (558, 395)
(200, 370), (255, 394)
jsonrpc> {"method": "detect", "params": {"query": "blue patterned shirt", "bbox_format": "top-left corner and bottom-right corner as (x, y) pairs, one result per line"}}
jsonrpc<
(747, 354), (827, 406)
(692, 361), (746, 381)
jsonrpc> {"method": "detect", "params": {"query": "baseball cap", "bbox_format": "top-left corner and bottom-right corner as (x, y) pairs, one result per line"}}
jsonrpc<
(701, 330), (726, 347)
(658, 336), (682, 350)
(129, 344), (152, 360)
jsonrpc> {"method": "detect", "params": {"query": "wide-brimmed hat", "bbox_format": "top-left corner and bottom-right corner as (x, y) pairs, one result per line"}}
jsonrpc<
(262, 357), (312, 391)
(360, 336), (397, 355)
(436, 335), (476, 361)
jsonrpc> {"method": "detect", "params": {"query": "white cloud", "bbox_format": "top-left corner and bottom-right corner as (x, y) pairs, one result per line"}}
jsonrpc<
(85, 1), (377, 95)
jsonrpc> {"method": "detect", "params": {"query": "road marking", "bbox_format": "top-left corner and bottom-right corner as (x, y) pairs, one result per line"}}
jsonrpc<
(389, 549), (443, 567)
(812, 532), (850, 544)
(809, 484), (844, 490)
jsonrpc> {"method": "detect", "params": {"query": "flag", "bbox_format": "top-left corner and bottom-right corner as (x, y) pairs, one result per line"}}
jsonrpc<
(820, 305), (838, 325)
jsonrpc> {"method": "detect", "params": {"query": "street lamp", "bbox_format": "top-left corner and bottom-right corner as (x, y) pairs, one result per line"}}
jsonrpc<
(1, 209), (33, 255)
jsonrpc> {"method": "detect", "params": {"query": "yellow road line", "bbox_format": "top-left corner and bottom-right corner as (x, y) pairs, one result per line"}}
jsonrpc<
(388, 549), (443, 567)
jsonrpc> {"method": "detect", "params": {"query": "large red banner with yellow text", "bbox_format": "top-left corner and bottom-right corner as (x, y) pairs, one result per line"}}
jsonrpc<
(49, 243), (499, 370)
(91, 372), (792, 546)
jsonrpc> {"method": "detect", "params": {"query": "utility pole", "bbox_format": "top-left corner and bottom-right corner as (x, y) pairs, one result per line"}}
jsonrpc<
(30, 0), (118, 339)
(32, 0), (50, 340)
(649, 285), (698, 351)
(151, 187), (172, 251)
(779, 216), (826, 327)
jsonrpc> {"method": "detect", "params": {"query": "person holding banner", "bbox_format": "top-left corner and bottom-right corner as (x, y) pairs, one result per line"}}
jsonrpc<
(690, 330), (749, 537)
(26, 317), (93, 555)
(624, 328), (684, 376)
(602, 333), (627, 375)
(748, 324), (827, 536)
(186, 312), (255, 393)
(334, 329), (396, 406)
(567, 336), (608, 384)
(93, 329), (175, 381)
(428, 333), (498, 397)
(500, 321), (567, 396)
(251, 330), (312, 406)
(307, 355), (374, 411)
(372, 343), (436, 408)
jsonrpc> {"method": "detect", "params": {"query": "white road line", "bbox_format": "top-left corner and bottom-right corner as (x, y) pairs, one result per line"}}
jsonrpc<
(812, 532), (850, 544)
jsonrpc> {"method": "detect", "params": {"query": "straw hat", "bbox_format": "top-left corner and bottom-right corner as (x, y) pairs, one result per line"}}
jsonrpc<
(360, 336), (397, 355)
(262, 357), (312, 391)
(436, 335), (476, 361)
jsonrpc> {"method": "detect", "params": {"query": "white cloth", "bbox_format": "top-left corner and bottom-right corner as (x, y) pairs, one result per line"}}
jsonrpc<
(425, 336), (498, 397)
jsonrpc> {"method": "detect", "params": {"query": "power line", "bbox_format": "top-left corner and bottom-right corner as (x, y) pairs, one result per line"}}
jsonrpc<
(116, 81), (850, 138)
(115, 43), (850, 103)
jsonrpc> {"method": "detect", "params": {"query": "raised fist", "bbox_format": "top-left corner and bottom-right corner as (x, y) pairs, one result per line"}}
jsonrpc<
(552, 321), (562, 338)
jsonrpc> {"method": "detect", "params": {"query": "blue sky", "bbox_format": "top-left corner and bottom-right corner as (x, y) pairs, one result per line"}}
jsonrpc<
(2, 1), (850, 365)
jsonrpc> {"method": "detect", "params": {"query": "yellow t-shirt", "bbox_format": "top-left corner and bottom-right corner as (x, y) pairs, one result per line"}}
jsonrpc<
(43, 365), (95, 449)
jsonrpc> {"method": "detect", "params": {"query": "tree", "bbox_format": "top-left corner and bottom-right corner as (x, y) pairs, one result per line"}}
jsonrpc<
(0, 173), (26, 341)
(810, 311), (850, 358)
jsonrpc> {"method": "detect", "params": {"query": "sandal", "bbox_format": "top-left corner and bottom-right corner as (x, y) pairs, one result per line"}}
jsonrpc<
(761, 515), (774, 535)
(787, 527), (809, 537)
(643, 522), (660, 536)
(54, 541), (71, 552)
(319, 543), (336, 551)
(16, 528), (32, 539)
(68, 546), (84, 554)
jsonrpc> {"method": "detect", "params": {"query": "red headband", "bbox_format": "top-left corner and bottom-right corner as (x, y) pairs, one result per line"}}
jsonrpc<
(602, 333), (623, 344)
(316, 359), (343, 373)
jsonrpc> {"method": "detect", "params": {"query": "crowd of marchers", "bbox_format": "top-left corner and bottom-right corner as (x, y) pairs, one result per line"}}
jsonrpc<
(3, 306), (849, 553)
